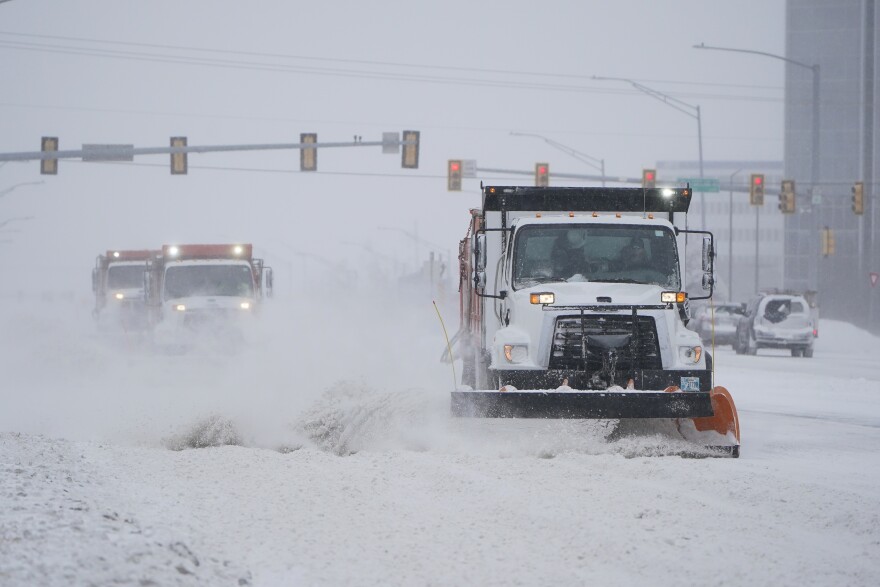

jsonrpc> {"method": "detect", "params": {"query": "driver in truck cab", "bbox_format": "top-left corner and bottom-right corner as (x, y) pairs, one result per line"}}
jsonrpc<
(613, 237), (649, 270)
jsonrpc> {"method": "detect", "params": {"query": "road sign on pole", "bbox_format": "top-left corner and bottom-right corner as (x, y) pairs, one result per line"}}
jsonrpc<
(382, 132), (399, 154)
(677, 177), (720, 192)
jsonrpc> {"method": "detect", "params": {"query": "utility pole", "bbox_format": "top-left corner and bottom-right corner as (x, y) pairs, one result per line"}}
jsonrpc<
(694, 43), (821, 292)
(728, 168), (743, 301)
(593, 76), (706, 228)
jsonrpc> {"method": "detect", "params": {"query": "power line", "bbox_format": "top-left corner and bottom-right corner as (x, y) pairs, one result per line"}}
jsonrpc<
(0, 30), (784, 92)
(0, 102), (784, 142)
(0, 38), (783, 104)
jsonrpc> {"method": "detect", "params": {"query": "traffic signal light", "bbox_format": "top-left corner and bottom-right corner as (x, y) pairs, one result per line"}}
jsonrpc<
(749, 173), (765, 206)
(642, 169), (656, 189)
(40, 136), (58, 175)
(535, 163), (549, 187)
(778, 179), (796, 214)
(821, 227), (836, 256)
(170, 136), (187, 175)
(852, 181), (865, 215)
(401, 130), (420, 169)
(447, 160), (462, 191)
(300, 133), (317, 171)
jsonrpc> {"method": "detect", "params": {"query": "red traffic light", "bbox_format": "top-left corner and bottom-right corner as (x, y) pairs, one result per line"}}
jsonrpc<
(450, 162), (460, 171)
(538, 165), (547, 174)
(645, 171), (655, 181)
(753, 176), (763, 185)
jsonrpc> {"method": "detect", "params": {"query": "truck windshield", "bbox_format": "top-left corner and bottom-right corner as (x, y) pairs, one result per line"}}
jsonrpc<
(164, 265), (254, 299)
(512, 224), (680, 290)
(107, 265), (145, 289)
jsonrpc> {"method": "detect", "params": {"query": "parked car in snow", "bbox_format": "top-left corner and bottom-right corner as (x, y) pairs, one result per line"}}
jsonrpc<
(691, 302), (746, 346)
(734, 293), (815, 357)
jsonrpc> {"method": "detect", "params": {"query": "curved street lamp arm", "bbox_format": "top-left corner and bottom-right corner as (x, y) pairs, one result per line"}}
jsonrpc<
(592, 75), (698, 119)
(509, 132), (604, 173)
(693, 43), (818, 72)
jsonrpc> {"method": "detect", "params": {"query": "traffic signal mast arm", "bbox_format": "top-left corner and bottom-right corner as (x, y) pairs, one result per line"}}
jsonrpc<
(2, 132), (421, 174)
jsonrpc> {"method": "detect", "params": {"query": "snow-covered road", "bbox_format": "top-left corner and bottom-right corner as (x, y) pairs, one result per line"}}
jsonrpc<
(2, 298), (879, 586)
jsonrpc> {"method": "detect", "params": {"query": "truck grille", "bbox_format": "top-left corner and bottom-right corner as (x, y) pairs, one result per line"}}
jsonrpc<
(549, 314), (662, 371)
(183, 309), (236, 328)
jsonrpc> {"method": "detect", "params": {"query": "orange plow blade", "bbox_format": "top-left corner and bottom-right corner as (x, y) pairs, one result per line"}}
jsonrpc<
(684, 385), (740, 457)
(693, 386), (740, 443)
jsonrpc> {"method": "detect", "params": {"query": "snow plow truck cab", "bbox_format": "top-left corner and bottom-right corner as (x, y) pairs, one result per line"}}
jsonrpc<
(145, 244), (273, 345)
(92, 249), (157, 331)
(451, 185), (740, 457)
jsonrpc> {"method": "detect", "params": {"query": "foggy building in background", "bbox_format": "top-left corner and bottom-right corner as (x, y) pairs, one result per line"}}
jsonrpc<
(785, 0), (879, 331)
(658, 160), (784, 303)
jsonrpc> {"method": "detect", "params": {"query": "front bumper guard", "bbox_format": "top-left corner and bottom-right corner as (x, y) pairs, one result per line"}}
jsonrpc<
(451, 389), (713, 419)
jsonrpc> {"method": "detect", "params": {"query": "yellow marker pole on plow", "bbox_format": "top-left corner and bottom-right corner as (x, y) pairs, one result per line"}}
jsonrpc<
(433, 300), (457, 388)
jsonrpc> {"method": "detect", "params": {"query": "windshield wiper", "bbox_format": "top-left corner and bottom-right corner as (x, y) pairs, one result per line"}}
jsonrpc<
(517, 277), (566, 287)
(591, 278), (642, 284)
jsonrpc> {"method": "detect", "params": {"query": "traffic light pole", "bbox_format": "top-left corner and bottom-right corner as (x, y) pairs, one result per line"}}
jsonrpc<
(728, 168), (743, 301)
(755, 202), (760, 294)
(0, 138), (417, 162)
(475, 167), (640, 185)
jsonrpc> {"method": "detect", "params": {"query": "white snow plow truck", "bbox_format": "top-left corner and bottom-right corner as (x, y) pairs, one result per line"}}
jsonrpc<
(145, 244), (273, 347)
(451, 185), (740, 457)
(92, 249), (157, 331)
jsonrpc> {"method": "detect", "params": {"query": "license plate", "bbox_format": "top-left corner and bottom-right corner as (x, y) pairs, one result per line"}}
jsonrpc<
(680, 377), (700, 391)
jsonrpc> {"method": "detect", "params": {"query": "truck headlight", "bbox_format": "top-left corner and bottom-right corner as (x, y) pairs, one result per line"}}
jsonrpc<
(114, 293), (125, 300)
(174, 304), (186, 312)
(661, 291), (687, 303)
(503, 344), (528, 363)
(240, 302), (251, 310)
(679, 345), (702, 364)
(530, 292), (555, 305)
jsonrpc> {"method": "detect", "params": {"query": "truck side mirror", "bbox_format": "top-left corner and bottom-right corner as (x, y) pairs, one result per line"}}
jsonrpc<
(91, 268), (98, 293)
(475, 233), (487, 272)
(701, 236), (713, 273)
(476, 270), (486, 290)
(702, 273), (714, 291)
(265, 267), (274, 298)
(144, 266), (154, 302)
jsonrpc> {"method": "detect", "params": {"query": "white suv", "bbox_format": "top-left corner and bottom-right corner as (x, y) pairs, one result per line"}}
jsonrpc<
(734, 293), (815, 357)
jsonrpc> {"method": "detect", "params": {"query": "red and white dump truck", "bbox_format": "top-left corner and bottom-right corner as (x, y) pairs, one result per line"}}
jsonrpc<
(145, 243), (272, 346)
(450, 185), (740, 456)
(92, 249), (157, 331)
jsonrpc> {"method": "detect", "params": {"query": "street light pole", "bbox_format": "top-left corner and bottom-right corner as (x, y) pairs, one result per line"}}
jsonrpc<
(592, 76), (706, 227)
(729, 168), (743, 301)
(0, 181), (44, 200)
(378, 225), (452, 282)
(509, 132), (606, 186)
(694, 43), (821, 290)
(755, 197), (761, 295)
(0, 216), (35, 230)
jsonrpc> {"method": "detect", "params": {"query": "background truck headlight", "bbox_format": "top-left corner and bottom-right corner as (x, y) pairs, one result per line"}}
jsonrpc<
(679, 346), (702, 364)
(503, 344), (529, 363)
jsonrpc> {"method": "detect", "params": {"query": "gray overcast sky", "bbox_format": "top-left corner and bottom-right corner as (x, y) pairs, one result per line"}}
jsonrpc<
(0, 0), (785, 293)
